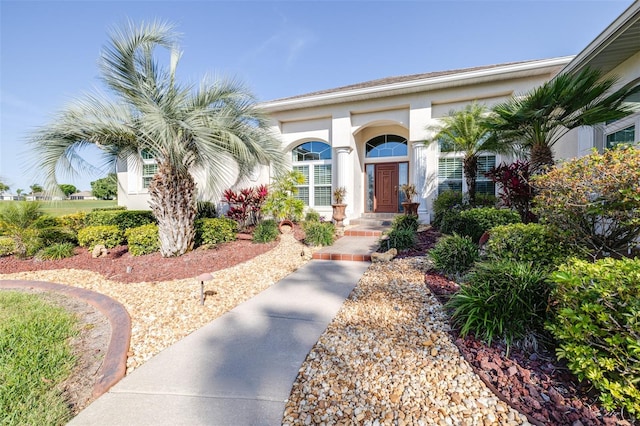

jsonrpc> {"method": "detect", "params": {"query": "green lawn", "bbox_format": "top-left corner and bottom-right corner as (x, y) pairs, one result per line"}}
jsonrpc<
(0, 291), (78, 426)
(36, 200), (117, 216)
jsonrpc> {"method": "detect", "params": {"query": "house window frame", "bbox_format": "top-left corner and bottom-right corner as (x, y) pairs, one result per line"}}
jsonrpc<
(291, 141), (332, 208)
(437, 152), (497, 196)
(141, 149), (158, 190)
(604, 113), (639, 149)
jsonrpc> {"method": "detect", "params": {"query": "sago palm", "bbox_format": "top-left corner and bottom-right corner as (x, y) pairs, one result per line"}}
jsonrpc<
(489, 67), (640, 174)
(29, 21), (286, 257)
(427, 102), (511, 203)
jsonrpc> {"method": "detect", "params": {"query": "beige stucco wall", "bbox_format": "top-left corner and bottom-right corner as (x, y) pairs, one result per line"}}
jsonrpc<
(266, 67), (562, 222)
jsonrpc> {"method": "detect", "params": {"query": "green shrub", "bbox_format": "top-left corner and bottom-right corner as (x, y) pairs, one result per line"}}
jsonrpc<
(85, 209), (155, 230)
(195, 201), (217, 220)
(36, 243), (76, 260)
(125, 224), (159, 256)
(382, 228), (416, 251)
(92, 206), (126, 211)
(195, 218), (237, 246)
(547, 258), (640, 414)
(0, 237), (15, 257)
(57, 212), (87, 233)
(77, 225), (123, 249)
(533, 147), (640, 258)
(305, 210), (320, 222)
(303, 221), (335, 246)
(486, 223), (579, 268)
(433, 191), (463, 229)
(429, 234), (479, 276)
(473, 193), (498, 208)
(392, 214), (419, 232)
(38, 227), (78, 246)
(252, 220), (279, 243)
(447, 260), (550, 347)
(32, 215), (59, 229)
(0, 202), (44, 258)
(443, 207), (520, 242)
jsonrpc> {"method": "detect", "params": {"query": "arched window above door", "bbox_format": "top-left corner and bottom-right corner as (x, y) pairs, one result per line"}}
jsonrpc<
(365, 134), (408, 158)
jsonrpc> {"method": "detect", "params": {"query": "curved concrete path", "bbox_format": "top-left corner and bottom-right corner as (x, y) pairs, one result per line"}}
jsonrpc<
(69, 260), (370, 426)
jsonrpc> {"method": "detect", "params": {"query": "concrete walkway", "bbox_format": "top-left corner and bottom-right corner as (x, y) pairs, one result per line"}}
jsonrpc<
(70, 260), (370, 426)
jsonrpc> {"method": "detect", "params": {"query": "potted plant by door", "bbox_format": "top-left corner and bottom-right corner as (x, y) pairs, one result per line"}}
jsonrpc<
(332, 187), (347, 227)
(400, 183), (420, 216)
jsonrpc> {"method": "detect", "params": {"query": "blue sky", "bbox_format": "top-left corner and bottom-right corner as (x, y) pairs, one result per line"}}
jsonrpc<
(0, 0), (634, 192)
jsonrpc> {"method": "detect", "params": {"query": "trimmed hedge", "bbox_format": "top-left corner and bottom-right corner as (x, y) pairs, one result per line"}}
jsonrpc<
(77, 225), (123, 249)
(84, 210), (155, 231)
(125, 224), (159, 256)
(486, 223), (578, 268)
(56, 213), (86, 233)
(0, 237), (15, 257)
(441, 207), (520, 242)
(195, 218), (237, 246)
(547, 258), (640, 414)
(38, 227), (78, 246)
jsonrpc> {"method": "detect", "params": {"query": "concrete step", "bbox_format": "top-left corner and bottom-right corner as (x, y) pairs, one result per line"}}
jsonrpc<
(359, 213), (399, 219)
(312, 236), (379, 262)
(349, 218), (395, 227)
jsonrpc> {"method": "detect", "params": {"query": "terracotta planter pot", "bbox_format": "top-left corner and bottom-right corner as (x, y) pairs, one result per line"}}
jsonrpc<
(331, 204), (347, 227)
(278, 219), (294, 234)
(401, 202), (420, 216)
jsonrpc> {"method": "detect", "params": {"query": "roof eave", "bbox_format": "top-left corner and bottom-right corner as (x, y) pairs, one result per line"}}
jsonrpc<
(560, 1), (640, 75)
(259, 57), (573, 112)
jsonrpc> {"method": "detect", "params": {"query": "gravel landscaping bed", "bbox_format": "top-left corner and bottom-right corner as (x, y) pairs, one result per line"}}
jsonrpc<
(283, 257), (530, 425)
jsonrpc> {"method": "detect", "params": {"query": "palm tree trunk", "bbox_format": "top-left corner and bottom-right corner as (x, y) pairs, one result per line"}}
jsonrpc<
(463, 156), (478, 204)
(530, 143), (555, 174)
(148, 162), (196, 257)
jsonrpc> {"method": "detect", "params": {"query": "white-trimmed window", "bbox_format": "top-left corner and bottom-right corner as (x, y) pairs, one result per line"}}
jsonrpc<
(292, 141), (332, 207)
(438, 155), (496, 195)
(141, 149), (158, 189)
(604, 88), (640, 149)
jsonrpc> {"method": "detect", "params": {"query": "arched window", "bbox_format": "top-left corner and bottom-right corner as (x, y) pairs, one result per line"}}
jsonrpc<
(291, 141), (332, 207)
(365, 134), (408, 158)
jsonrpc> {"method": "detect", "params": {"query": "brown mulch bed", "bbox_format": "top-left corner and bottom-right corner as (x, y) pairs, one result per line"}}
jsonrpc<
(401, 228), (632, 426)
(0, 240), (278, 283)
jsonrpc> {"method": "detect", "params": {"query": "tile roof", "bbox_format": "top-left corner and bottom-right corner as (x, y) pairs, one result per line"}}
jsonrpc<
(269, 60), (540, 102)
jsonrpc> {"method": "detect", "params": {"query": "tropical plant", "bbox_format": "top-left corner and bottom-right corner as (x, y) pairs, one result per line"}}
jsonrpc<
(29, 21), (285, 257)
(0, 202), (44, 257)
(36, 242), (76, 260)
(447, 260), (550, 348)
(400, 183), (417, 202)
(195, 201), (217, 220)
(533, 147), (640, 259)
(427, 102), (512, 203)
(15, 189), (23, 200)
(252, 219), (279, 243)
(382, 228), (416, 251)
(333, 186), (346, 205)
(486, 160), (535, 223)
(303, 221), (335, 246)
(223, 185), (268, 230)
(489, 67), (640, 173)
(429, 233), (479, 277)
(0, 181), (9, 193)
(262, 170), (306, 222)
(391, 214), (419, 232)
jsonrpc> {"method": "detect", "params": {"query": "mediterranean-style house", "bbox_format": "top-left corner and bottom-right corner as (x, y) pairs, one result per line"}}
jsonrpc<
(117, 1), (639, 223)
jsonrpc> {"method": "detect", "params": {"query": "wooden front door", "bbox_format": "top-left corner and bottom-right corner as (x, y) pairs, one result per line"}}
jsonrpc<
(374, 163), (399, 212)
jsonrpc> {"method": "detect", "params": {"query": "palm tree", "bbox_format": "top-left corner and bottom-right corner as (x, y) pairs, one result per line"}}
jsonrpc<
(489, 67), (640, 174)
(30, 21), (286, 257)
(427, 102), (512, 204)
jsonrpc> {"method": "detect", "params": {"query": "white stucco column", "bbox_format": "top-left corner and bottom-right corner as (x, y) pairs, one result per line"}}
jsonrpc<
(412, 142), (431, 223)
(335, 146), (353, 223)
